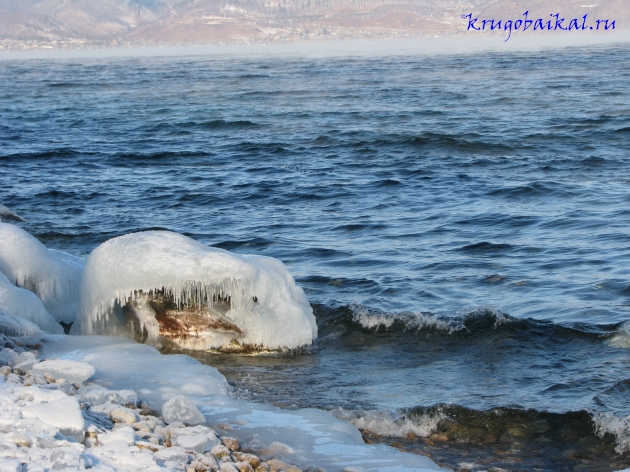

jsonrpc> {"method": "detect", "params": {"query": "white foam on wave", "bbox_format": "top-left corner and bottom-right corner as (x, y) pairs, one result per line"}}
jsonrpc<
(72, 231), (317, 351)
(0, 223), (84, 323)
(350, 304), (512, 334)
(606, 321), (630, 349)
(593, 411), (630, 453)
(458, 304), (512, 328)
(350, 303), (464, 333)
(332, 407), (443, 438)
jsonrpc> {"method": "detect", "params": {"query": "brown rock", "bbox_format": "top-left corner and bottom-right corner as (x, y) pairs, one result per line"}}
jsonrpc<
(235, 461), (254, 472)
(215, 422), (233, 431)
(222, 436), (240, 452)
(136, 441), (164, 452)
(234, 453), (261, 469)
(189, 461), (209, 472)
(267, 459), (301, 472)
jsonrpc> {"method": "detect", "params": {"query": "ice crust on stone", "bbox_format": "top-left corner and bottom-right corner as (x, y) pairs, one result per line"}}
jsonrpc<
(76, 384), (138, 406)
(43, 335), (230, 404)
(33, 359), (95, 384)
(0, 223), (84, 323)
(162, 395), (206, 426)
(0, 271), (63, 334)
(167, 425), (220, 453)
(1, 383), (85, 443)
(41, 335), (445, 472)
(72, 231), (317, 351)
(0, 312), (44, 338)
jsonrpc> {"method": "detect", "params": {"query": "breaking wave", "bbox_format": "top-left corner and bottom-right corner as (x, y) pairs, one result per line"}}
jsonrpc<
(334, 403), (630, 457)
(347, 303), (514, 334)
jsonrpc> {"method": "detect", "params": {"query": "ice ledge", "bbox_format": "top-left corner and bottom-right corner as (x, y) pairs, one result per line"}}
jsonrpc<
(40, 335), (444, 472)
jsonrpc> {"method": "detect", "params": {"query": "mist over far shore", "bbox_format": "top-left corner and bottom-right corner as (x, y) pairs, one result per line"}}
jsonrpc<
(1, 30), (629, 61)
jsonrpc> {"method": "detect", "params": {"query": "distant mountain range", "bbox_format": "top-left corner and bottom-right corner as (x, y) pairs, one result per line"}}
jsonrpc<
(0, 0), (626, 49)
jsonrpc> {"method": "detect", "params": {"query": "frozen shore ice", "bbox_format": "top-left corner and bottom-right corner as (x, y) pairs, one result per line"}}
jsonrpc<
(0, 223), (84, 324)
(0, 272), (63, 334)
(72, 231), (317, 351)
(40, 334), (445, 472)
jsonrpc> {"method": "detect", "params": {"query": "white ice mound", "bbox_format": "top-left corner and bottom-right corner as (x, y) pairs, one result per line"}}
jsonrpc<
(0, 272), (63, 334)
(33, 359), (95, 384)
(0, 223), (84, 323)
(73, 231), (317, 351)
(0, 311), (44, 338)
(162, 395), (206, 426)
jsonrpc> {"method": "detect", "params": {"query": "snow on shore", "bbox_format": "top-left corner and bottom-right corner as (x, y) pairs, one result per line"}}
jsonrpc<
(39, 335), (444, 472)
(0, 333), (444, 472)
(0, 334), (311, 472)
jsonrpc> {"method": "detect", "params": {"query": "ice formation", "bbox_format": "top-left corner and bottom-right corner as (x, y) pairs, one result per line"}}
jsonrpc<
(41, 334), (445, 471)
(0, 204), (26, 223)
(72, 231), (317, 351)
(33, 359), (95, 384)
(162, 395), (206, 426)
(0, 271), (63, 334)
(0, 312), (44, 338)
(0, 223), (84, 323)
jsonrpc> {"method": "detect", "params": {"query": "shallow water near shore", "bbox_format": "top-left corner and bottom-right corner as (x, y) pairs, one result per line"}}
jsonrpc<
(2, 43), (630, 470)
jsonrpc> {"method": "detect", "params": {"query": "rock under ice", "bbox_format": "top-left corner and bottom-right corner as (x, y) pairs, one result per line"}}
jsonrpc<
(72, 231), (317, 352)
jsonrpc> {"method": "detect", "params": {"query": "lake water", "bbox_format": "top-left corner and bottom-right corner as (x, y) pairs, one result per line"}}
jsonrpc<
(2, 43), (630, 471)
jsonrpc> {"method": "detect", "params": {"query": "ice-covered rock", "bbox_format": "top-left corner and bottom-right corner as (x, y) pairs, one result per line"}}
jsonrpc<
(0, 459), (22, 472)
(0, 312), (43, 338)
(97, 425), (136, 446)
(153, 446), (189, 463)
(163, 395), (206, 426)
(33, 359), (95, 383)
(0, 272), (63, 334)
(167, 425), (220, 453)
(72, 231), (317, 351)
(19, 391), (85, 441)
(110, 406), (140, 424)
(11, 418), (59, 448)
(0, 223), (84, 323)
(76, 384), (137, 406)
(0, 347), (20, 367)
(14, 351), (38, 372)
(0, 205), (25, 223)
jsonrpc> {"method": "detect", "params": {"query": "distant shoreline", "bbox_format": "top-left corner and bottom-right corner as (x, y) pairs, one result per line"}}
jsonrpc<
(1, 31), (629, 60)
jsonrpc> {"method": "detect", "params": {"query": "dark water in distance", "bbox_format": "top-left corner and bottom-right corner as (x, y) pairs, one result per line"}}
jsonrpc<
(2, 44), (630, 470)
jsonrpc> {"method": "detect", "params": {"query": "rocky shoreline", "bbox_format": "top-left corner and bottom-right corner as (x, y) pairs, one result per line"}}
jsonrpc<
(0, 333), (320, 472)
